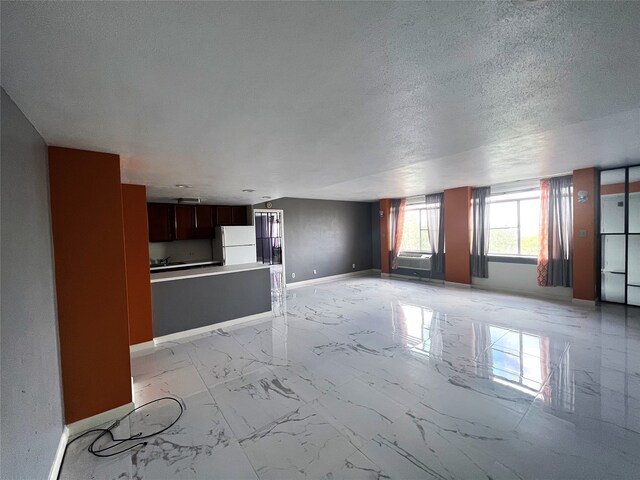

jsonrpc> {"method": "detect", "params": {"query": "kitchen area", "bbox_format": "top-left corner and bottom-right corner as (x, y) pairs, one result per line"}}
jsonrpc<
(145, 202), (273, 340)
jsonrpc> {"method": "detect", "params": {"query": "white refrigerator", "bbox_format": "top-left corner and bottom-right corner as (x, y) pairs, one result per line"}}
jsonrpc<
(212, 226), (257, 265)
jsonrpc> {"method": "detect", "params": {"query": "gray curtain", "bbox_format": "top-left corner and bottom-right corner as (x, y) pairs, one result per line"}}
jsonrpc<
(547, 175), (573, 287)
(471, 187), (491, 278)
(425, 193), (445, 273)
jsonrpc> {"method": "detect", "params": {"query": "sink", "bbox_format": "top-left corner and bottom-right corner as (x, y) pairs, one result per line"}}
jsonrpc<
(150, 261), (186, 269)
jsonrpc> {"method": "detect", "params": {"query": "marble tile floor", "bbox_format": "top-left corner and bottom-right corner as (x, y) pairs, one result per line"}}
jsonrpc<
(59, 275), (640, 479)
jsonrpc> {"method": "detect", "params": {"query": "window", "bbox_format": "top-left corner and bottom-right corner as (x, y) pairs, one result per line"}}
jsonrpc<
(489, 326), (544, 394)
(489, 190), (540, 256)
(400, 204), (431, 252)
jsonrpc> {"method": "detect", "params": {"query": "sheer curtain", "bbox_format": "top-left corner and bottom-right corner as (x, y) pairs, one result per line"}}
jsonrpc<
(537, 179), (550, 286)
(389, 198), (406, 270)
(538, 176), (573, 287)
(471, 187), (491, 278)
(472, 323), (492, 378)
(425, 193), (444, 273)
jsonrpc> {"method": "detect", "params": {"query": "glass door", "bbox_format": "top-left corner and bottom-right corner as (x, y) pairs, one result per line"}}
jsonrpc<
(600, 169), (626, 303)
(599, 165), (640, 306)
(627, 166), (640, 306)
(254, 211), (282, 265)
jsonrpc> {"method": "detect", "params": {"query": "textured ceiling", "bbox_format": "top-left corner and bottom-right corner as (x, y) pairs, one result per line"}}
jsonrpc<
(2, 1), (639, 203)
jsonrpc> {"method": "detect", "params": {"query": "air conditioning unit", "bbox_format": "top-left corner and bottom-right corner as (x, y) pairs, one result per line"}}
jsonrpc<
(397, 252), (432, 271)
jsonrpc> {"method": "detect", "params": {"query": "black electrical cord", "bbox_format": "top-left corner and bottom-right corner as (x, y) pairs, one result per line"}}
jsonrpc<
(57, 396), (184, 479)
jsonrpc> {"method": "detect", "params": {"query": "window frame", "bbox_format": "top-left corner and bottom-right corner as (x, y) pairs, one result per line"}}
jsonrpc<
(399, 203), (432, 254)
(489, 327), (544, 396)
(488, 190), (540, 261)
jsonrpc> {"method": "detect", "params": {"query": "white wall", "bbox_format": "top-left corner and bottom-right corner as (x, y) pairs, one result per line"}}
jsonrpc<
(149, 239), (213, 264)
(472, 261), (573, 300)
(1, 88), (65, 478)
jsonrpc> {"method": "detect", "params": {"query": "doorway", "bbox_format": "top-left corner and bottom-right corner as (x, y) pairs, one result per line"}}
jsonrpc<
(254, 209), (285, 298)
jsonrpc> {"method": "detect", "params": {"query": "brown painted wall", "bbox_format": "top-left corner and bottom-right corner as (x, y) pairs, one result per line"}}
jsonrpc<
(49, 147), (132, 423)
(572, 168), (597, 301)
(379, 199), (391, 273)
(601, 181), (640, 195)
(122, 184), (153, 346)
(444, 187), (471, 284)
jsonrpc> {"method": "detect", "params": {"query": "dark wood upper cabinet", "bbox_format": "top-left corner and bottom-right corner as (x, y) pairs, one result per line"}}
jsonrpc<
(175, 205), (196, 240)
(231, 206), (247, 225)
(216, 206), (233, 226)
(148, 203), (249, 242)
(195, 205), (214, 239)
(147, 203), (175, 242)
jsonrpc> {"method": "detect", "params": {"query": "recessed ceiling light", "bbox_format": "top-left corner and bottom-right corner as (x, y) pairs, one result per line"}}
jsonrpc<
(175, 184), (192, 188)
(242, 189), (255, 193)
(261, 196), (271, 199)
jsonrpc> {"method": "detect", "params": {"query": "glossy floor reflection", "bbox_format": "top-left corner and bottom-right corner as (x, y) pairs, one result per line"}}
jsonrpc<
(60, 275), (640, 479)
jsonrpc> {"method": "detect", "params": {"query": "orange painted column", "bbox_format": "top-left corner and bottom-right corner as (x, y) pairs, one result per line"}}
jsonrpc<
(379, 199), (391, 273)
(444, 187), (472, 284)
(572, 168), (598, 301)
(122, 184), (153, 346)
(49, 147), (132, 423)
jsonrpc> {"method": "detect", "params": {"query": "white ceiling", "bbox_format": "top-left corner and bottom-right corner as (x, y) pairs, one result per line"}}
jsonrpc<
(2, 1), (639, 204)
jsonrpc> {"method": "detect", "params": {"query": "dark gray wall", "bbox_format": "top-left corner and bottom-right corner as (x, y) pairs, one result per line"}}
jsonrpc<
(256, 198), (373, 283)
(1, 88), (65, 478)
(371, 202), (381, 270)
(152, 268), (272, 337)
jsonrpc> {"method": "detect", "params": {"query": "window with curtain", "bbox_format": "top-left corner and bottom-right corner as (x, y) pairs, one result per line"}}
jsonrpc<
(488, 190), (541, 257)
(400, 204), (431, 252)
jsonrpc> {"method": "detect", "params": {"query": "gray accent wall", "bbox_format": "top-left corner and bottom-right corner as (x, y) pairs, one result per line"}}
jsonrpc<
(255, 198), (373, 283)
(151, 268), (272, 337)
(1, 88), (65, 479)
(371, 202), (381, 270)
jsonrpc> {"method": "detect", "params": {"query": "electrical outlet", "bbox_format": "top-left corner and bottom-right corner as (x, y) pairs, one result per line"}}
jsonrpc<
(352, 263), (356, 269)
(313, 269), (317, 275)
(291, 272), (296, 279)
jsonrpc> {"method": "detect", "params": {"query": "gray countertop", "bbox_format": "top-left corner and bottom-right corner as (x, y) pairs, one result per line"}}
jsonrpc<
(150, 262), (271, 283)
(149, 259), (221, 272)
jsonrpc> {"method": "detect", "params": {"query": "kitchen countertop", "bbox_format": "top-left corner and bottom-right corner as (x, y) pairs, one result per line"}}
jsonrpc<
(150, 259), (221, 272)
(150, 262), (271, 283)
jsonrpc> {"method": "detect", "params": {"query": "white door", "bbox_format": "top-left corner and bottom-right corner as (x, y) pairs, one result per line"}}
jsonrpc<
(224, 245), (257, 265)
(223, 226), (256, 246)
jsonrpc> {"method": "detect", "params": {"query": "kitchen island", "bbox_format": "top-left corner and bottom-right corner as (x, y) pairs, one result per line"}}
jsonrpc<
(150, 263), (271, 338)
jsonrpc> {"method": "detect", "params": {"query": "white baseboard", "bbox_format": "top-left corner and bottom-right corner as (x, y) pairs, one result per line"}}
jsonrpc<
(153, 310), (273, 345)
(129, 340), (155, 353)
(66, 402), (135, 438)
(388, 272), (444, 284)
(471, 283), (573, 302)
(286, 269), (374, 289)
(445, 281), (472, 288)
(48, 426), (69, 480)
(572, 298), (597, 307)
